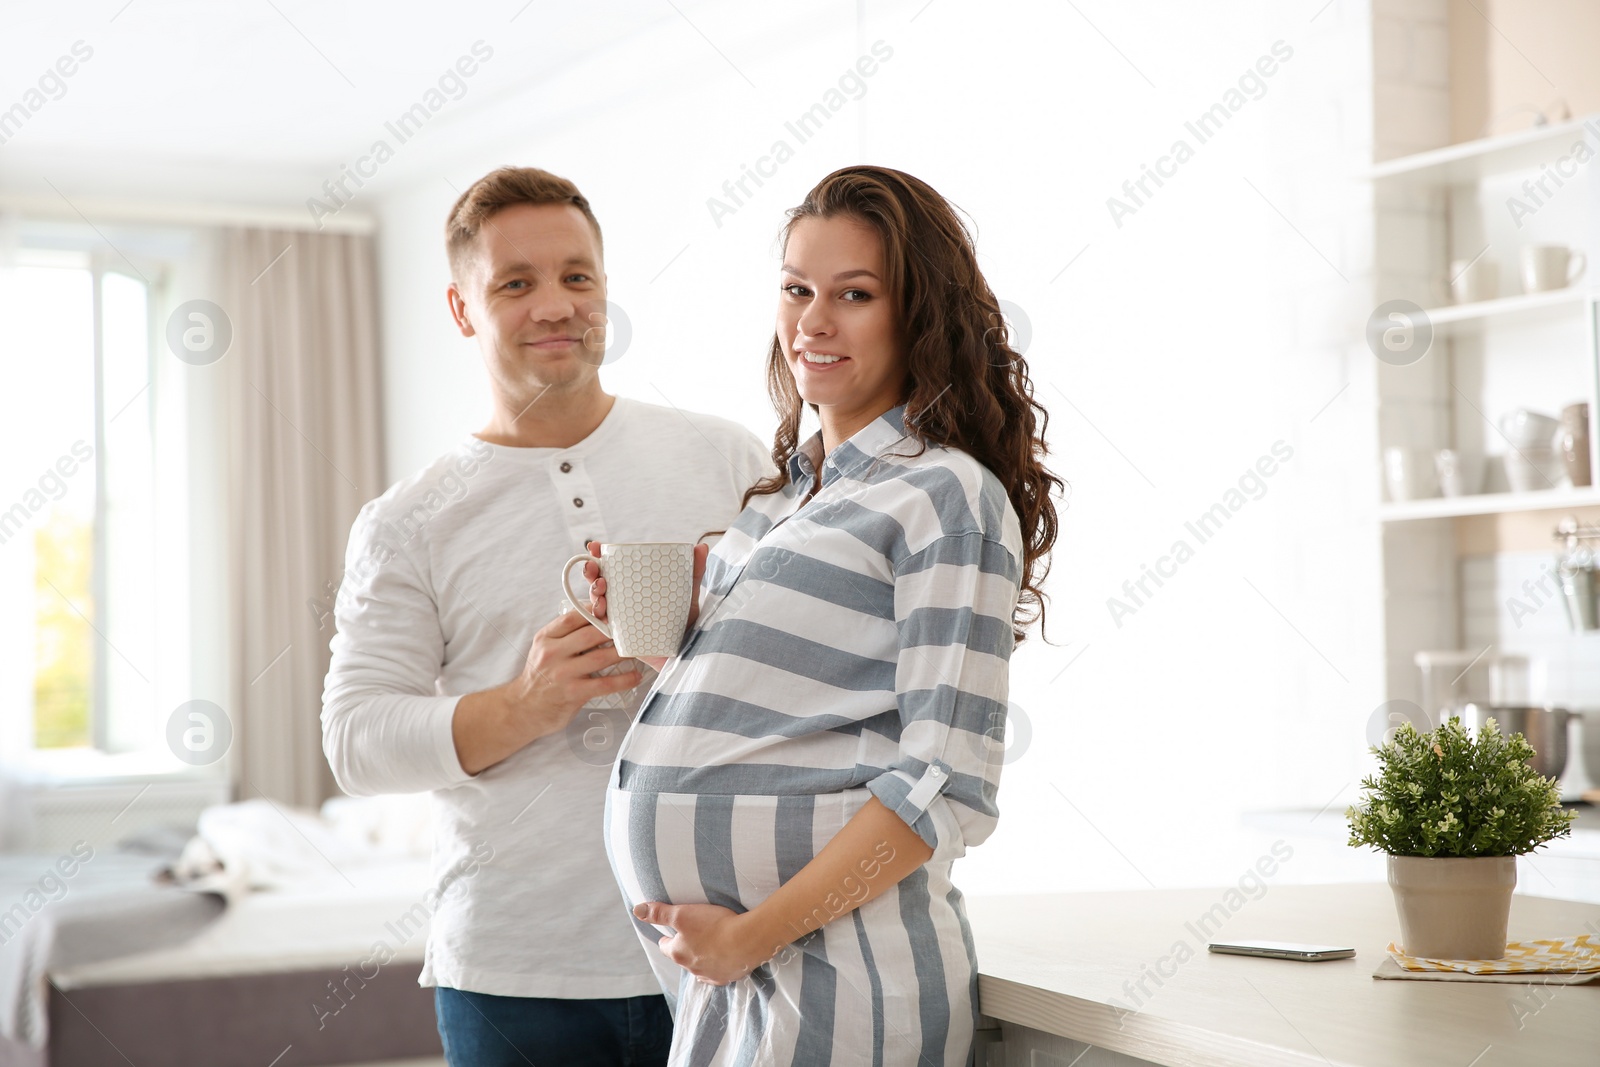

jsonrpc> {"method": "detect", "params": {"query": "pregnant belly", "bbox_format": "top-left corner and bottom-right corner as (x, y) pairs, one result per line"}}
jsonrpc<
(603, 788), (872, 914)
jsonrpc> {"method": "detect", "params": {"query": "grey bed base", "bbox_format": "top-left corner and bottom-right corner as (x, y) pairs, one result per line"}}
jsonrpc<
(0, 963), (441, 1066)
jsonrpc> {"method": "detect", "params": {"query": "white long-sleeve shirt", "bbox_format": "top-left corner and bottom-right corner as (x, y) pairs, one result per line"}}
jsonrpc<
(321, 395), (771, 998)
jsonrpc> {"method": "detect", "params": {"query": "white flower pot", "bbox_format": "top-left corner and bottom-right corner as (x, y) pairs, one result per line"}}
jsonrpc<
(1387, 855), (1517, 960)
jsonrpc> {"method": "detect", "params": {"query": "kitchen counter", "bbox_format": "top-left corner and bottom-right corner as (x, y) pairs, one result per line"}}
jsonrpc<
(968, 883), (1599, 1067)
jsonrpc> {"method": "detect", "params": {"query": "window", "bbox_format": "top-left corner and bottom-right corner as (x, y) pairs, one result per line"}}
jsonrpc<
(4, 261), (98, 749)
(1, 233), (209, 771)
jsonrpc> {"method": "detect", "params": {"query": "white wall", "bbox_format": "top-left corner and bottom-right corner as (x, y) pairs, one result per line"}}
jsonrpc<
(370, 0), (1389, 894)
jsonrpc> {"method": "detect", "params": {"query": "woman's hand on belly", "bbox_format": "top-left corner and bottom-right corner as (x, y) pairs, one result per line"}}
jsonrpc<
(633, 901), (774, 986)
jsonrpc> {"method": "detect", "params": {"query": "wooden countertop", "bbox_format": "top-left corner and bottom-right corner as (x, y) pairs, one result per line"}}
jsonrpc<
(968, 883), (1600, 1067)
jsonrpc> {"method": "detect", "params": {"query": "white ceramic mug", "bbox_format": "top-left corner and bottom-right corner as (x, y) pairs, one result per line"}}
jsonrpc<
(1384, 446), (1439, 502)
(1450, 258), (1498, 304)
(1520, 245), (1587, 293)
(561, 542), (694, 658)
(1434, 449), (1483, 498)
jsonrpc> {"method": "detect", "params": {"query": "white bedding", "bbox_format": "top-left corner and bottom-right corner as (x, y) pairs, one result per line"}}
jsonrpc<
(53, 855), (434, 989)
(0, 848), (224, 1047)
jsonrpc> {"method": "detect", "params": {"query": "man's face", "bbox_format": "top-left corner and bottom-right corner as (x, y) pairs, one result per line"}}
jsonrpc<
(449, 202), (607, 400)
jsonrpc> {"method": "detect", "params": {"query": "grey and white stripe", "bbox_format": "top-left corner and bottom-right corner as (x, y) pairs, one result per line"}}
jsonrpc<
(605, 404), (1024, 1066)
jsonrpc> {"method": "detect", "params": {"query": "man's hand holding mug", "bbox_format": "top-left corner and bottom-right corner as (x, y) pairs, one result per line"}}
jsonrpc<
(572, 540), (708, 671)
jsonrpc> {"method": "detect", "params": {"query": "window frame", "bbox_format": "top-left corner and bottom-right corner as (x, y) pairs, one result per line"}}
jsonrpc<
(6, 223), (226, 786)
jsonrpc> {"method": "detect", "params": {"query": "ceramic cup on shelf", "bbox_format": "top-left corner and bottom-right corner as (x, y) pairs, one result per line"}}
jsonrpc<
(1504, 448), (1565, 492)
(1520, 245), (1587, 293)
(1449, 258), (1499, 304)
(1384, 446), (1439, 502)
(1558, 402), (1591, 487)
(1434, 449), (1483, 497)
(1499, 408), (1560, 448)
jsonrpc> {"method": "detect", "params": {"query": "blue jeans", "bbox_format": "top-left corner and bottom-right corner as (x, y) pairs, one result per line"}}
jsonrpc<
(434, 986), (672, 1067)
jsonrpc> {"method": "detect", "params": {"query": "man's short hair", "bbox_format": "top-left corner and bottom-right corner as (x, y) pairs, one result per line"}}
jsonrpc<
(444, 166), (603, 280)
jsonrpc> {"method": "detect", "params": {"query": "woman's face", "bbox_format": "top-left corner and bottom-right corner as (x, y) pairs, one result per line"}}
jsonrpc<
(777, 215), (905, 438)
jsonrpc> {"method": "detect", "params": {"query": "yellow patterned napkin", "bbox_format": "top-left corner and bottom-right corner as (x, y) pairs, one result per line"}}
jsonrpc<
(1387, 935), (1600, 974)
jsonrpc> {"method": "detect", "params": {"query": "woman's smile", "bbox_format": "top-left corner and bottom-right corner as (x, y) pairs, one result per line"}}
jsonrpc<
(798, 349), (851, 369)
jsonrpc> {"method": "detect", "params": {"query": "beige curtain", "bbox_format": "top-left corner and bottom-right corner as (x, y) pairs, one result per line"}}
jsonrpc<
(220, 228), (384, 809)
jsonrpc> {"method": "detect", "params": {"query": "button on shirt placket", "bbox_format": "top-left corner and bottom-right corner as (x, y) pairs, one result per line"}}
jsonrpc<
(554, 455), (604, 548)
(703, 456), (814, 622)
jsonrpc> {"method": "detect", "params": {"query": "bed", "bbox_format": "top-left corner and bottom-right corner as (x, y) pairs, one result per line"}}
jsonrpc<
(0, 800), (446, 1067)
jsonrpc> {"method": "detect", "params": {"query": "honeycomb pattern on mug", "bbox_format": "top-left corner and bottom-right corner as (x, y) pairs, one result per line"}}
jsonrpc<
(605, 545), (692, 657)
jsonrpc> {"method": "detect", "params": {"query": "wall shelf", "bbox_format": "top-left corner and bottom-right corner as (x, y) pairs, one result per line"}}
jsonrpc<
(1366, 113), (1600, 186)
(1380, 485), (1600, 522)
(1422, 286), (1594, 334)
(1366, 104), (1600, 721)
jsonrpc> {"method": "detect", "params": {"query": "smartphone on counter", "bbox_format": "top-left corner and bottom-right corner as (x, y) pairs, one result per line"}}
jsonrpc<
(1208, 940), (1355, 962)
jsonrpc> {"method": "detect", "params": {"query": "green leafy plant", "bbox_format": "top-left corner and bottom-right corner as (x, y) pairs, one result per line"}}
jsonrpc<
(1346, 717), (1576, 857)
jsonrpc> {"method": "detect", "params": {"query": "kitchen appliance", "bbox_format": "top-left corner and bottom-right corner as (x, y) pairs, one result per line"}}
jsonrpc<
(1462, 704), (1571, 780)
(1414, 650), (1530, 729)
(1583, 710), (1600, 789)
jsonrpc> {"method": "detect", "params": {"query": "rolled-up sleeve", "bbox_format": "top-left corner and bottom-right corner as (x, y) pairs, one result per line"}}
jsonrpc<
(866, 531), (1020, 862)
(321, 503), (472, 796)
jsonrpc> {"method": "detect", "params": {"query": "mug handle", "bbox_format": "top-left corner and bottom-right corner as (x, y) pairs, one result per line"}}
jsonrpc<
(1569, 250), (1587, 284)
(561, 553), (612, 638)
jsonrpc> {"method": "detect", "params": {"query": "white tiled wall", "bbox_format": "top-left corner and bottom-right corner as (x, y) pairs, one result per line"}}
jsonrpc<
(1461, 550), (1600, 797)
(1372, 0), (1459, 710)
(1461, 552), (1600, 708)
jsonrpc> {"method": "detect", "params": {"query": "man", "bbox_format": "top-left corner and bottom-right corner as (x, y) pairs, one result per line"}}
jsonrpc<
(321, 166), (769, 1067)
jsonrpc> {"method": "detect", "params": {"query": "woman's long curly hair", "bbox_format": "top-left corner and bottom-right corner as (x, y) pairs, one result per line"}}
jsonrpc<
(745, 165), (1062, 640)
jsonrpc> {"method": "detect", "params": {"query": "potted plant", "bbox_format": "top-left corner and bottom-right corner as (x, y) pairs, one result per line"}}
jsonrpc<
(1346, 716), (1576, 960)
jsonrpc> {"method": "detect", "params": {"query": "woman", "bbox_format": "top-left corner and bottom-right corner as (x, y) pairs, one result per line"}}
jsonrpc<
(598, 165), (1060, 1066)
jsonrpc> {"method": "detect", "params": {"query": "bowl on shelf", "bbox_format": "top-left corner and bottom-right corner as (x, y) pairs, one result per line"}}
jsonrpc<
(1499, 408), (1560, 449)
(1505, 447), (1565, 492)
(1434, 449), (1484, 497)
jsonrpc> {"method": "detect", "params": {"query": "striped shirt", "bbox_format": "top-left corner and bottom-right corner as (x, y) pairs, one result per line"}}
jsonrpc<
(604, 403), (1024, 1066)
